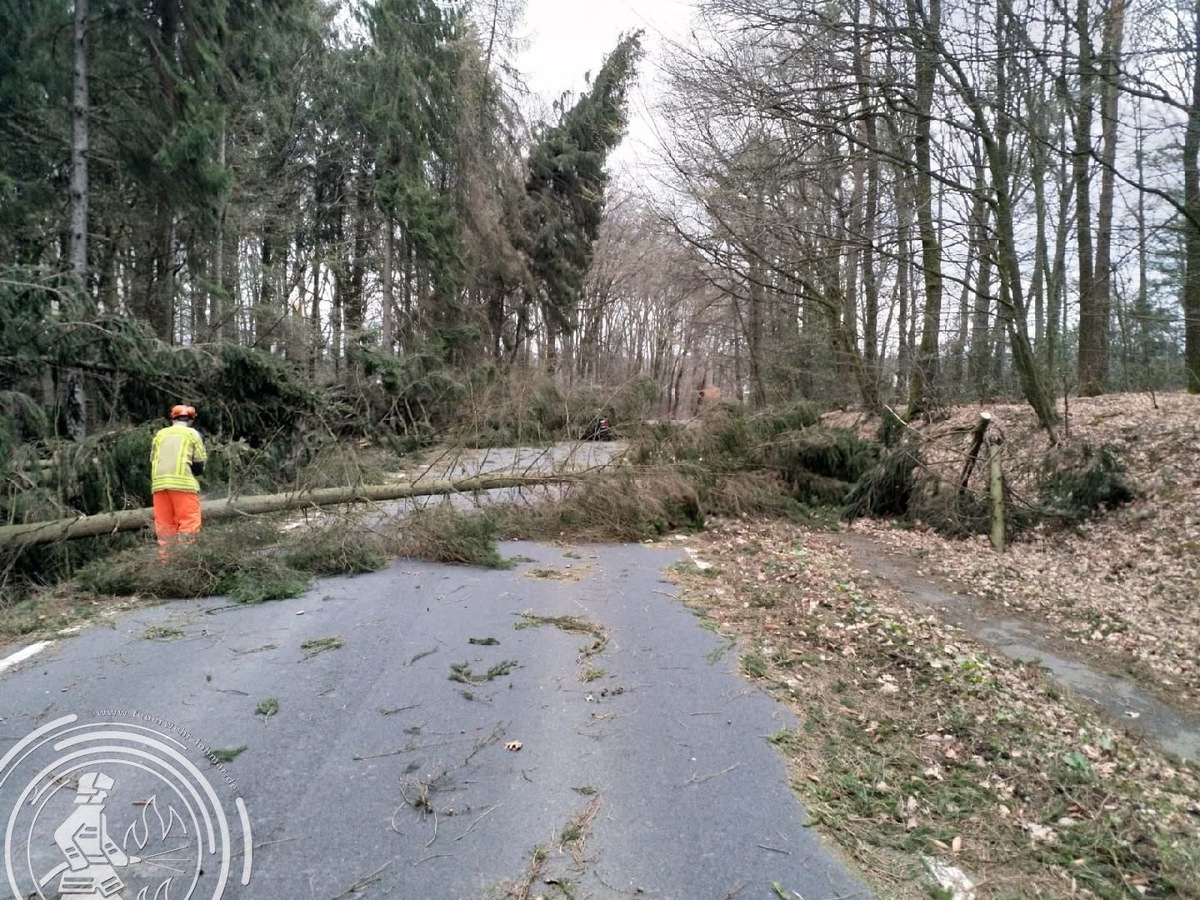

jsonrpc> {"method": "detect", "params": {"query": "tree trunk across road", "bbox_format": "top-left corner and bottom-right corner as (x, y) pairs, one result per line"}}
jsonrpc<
(0, 474), (580, 548)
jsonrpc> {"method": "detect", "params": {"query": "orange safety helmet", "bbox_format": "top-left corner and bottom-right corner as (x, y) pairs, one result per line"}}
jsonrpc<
(170, 404), (197, 421)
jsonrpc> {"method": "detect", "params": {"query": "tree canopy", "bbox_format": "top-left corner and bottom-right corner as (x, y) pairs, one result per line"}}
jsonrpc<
(2, 0), (1198, 467)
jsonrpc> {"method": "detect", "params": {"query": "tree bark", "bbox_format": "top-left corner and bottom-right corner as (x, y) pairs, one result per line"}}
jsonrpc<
(744, 264), (767, 408)
(1134, 103), (1152, 384)
(858, 4), (881, 393)
(381, 220), (394, 353)
(955, 139), (988, 390)
(309, 242), (323, 375)
(907, 0), (944, 417)
(968, 232), (994, 399)
(212, 124), (229, 343)
(1186, 0), (1200, 393)
(256, 221), (275, 348)
(70, 0), (89, 282)
(895, 191), (912, 395)
(66, 0), (90, 442)
(151, 200), (176, 342)
(1028, 112), (1048, 356)
(1047, 36), (1073, 377)
(1088, 0), (1126, 394)
(345, 150), (371, 355)
(1074, 0), (1102, 395)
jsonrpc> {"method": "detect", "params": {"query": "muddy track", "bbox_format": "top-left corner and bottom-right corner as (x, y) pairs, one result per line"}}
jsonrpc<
(814, 531), (1200, 762)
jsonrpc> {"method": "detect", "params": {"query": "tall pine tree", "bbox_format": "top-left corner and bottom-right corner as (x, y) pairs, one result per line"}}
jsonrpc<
(361, 0), (465, 356)
(518, 32), (643, 368)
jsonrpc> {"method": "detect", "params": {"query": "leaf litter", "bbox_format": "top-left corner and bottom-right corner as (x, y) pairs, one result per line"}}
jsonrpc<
(835, 393), (1200, 713)
(672, 508), (1200, 898)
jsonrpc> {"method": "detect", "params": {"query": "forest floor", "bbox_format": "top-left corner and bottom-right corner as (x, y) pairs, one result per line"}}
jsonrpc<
(670, 392), (1200, 898)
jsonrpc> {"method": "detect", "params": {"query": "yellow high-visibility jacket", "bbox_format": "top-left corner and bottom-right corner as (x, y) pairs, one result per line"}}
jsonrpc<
(150, 422), (207, 493)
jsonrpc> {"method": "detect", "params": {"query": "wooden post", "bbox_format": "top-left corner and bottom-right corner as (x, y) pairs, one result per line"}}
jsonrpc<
(988, 437), (1005, 552)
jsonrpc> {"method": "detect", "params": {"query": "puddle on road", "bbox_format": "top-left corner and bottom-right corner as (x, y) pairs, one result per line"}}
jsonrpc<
(829, 535), (1200, 761)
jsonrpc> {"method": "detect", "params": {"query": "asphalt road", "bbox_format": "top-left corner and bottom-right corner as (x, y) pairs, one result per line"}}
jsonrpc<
(0, 540), (872, 900)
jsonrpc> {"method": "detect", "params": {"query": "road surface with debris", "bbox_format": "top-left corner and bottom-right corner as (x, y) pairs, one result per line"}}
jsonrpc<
(0, 540), (871, 900)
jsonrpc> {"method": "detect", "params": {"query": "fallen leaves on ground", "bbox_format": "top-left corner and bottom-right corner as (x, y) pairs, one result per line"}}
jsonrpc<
(673, 515), (1200, 899)
(840, 392), (1200, 713)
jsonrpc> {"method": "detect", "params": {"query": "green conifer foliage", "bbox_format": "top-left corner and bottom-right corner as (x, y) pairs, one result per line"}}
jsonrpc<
(518, 33), (643, 360)
(362, 0), (468, 340)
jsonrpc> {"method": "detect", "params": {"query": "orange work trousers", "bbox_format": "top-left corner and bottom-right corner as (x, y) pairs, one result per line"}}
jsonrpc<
(153, 489), (202, 548)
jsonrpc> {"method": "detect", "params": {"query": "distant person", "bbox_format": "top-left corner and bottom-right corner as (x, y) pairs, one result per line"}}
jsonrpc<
(150, 404), (207, 552)
(583, 414), (613, 441)
(694, 384), (721, 416)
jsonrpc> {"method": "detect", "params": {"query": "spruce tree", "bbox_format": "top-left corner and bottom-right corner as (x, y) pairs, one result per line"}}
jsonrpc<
(361, 0), (466, 354)
(518, 32), (643, 367)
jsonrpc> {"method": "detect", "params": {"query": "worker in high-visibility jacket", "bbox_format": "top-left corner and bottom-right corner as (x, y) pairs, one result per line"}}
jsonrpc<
(150, 404), (207, 550)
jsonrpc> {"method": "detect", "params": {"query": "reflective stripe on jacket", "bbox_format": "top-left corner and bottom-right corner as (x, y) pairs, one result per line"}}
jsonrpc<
(150, 423), (207, 493)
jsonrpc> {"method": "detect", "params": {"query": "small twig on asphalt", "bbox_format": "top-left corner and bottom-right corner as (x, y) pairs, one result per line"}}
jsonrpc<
(354, 746), (413, 761)
(425, 812), (439, 848)
(231, 643), (277, 655)
(328, 861), (392, 899)
(399, 777), (438, 816)
(412, 853), (451, 867)
(230, 837), (295, 860)
(596, 870), (649, 896)
(757, 843), (791, 854)
(353, 737), (455, 760)
(577, 707), (636, 731)
(561, 793), (603, 866)
(685, 762), (741, 786)
(462, 722), (505, 767)
(453, 803), (500, 841)
(379, 704), (419, 715)
(405, 647), (439, 666)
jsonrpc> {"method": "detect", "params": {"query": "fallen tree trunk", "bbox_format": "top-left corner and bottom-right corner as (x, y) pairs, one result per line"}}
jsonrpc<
(0, 473), (582, 549)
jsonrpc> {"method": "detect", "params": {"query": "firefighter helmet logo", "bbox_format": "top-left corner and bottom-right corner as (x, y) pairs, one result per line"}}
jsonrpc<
(1, 713), (252, 899)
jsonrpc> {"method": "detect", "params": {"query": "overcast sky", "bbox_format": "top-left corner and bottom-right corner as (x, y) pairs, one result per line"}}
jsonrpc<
(516, 0), (698, 178)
